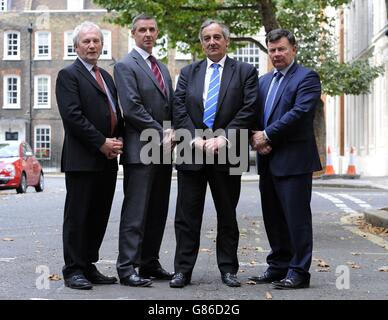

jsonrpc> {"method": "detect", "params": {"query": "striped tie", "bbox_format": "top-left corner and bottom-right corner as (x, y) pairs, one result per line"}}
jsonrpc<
(264, 72), (283, 127)
(203, 63), (220, 128)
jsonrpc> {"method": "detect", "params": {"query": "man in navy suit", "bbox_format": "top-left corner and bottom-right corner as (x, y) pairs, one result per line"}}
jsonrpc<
(250, 29), (322, 289)
(170, 20), (258, 288)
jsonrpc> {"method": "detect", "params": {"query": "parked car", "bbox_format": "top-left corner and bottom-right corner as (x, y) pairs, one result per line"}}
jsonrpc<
(0, 141), (44, 193)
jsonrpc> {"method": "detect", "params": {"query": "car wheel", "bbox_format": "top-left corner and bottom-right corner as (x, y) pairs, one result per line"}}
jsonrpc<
(35, 172), (44, 192)
(16, 173), (27, 194)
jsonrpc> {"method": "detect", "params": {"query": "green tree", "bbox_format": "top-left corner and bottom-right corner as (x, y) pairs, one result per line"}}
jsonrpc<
(94, 0), (384, 168)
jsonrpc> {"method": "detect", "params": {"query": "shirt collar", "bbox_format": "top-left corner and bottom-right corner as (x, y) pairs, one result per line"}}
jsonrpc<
(78, 57), (95, 73)
(275, 59), (295, 77)
(134, 45), (153, 61)
(206, 55), (227, 70)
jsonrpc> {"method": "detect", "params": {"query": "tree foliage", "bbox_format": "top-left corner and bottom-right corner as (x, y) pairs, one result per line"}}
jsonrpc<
(94, 0), (384, 96)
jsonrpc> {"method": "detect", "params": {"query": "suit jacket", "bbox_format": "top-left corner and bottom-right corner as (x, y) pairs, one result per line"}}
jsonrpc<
(256, 62), (322, 176)
(114, 49), (174, 164)
(56, 58), (123, 172)
(173, 56), (258, 171)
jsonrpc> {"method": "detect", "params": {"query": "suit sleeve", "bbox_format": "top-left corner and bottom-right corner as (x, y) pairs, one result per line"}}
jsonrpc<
(114, 61), (163, 138)
(172, 66), (196, 138)
(225, 65), (258, 132)
(265, 70), (321, 145)
(55, 68), (106, 153)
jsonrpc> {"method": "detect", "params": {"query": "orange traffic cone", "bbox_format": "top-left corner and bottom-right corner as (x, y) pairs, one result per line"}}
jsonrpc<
(322, 146), (338, 179)
(343, 146), (360, 179)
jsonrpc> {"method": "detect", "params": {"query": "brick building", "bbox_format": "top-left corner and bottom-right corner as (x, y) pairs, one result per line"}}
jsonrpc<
(0, 0), (129, 170)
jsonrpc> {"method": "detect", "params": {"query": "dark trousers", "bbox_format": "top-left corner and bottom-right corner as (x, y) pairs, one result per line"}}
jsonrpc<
(173, 166), (241, 276)
(259, 171), (313, 278)
(62, 169), (117, 278)
(117, 164), (172, 279)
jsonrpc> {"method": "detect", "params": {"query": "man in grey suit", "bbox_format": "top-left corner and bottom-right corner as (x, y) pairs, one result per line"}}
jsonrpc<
(114, 14), (174, 287)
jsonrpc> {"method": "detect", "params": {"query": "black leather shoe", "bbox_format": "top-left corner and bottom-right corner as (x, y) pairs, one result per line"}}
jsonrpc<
(64, 274), (93, 290)
(120, 273), (153, 287)
(221, 273), (241, 287)
(85, 269), (117, 285)
(271, 277), (310, 290)
(139, 266), (174, 280)
(248, 270), (286, 284)
(169, 272), (190, 288)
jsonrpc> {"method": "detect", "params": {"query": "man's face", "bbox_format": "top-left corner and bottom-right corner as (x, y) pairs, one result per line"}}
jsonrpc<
(75, 27), (103, 65)
(267, 36), (296, 70)
(201, 23), (229, 62)
(132, 19), (159, 54)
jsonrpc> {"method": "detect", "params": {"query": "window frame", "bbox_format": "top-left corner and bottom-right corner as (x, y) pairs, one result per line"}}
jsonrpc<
(34, 75), (51, 109)
(34, 125), (51, 160)
(34, 31), (51, 60)
(2, 75), (21, 109)
(3, 31), (21, 60)
(64, 31), (77, 60)
(100, 30), (112, 60)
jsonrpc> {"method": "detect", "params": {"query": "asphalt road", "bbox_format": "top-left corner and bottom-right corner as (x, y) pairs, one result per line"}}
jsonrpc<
(1, 176), (388, 301)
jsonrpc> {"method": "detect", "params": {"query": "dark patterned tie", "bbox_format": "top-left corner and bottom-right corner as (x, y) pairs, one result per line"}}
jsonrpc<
(93, 65), (117, 136)
(148, 55), (167, 96)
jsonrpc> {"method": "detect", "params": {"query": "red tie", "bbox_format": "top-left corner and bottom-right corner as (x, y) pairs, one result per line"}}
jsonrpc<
(148, 55), (167, 96)
(93, 65), (117, 136)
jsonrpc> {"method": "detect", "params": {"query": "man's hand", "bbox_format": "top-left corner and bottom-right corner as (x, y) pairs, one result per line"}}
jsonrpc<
(162, 128), (176, 154)
(203, 136), (227, 155)
(99, 138), (123, 159)
(250, 131), (272, 155)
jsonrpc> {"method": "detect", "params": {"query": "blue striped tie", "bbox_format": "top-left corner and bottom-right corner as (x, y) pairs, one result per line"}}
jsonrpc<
(264, 72), (283, 126)
(203, 63), (220, 128)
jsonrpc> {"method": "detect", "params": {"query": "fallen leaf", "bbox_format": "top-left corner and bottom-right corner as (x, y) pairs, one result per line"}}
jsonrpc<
(246, 280), (256, 285)
(48, 274), (62, 281)
(340, 237), (346, 240)
(352, 264), (361, 269)
(317, 259), (330, 268)
(316, 268), (331, 272)
(351, 252), (361, 256)
(265, 292), (273, 300)
(255, 247), (265, 252)
(378, 266), (388, 272)
(199, 248), (211, 253)
(250, 260), (258, 266)
(2, 237), (14, 241)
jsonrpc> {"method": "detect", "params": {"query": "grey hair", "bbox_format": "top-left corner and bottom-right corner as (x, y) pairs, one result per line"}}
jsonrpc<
(72, 21), (104, 47)
(198, 19), (230, 42)
(131, 13), (157, 32)
(265, 28), (296, 47)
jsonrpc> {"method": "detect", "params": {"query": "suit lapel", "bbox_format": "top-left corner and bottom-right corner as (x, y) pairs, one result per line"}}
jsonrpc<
(131, 49), (167, 99)
(193, 60), (207, 112)
(217, 56), (235, 111)
(267, 63), (298, 121)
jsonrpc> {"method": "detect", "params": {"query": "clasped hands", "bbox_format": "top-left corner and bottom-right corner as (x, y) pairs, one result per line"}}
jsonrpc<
(162, 128), (176, 154)
(193, 136), (227, 154)
(100, 137), (123, 160)
(250, 131), (272, 155)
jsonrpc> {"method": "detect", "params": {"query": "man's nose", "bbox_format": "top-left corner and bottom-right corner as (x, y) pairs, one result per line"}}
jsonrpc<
(145, 29), (151, 36)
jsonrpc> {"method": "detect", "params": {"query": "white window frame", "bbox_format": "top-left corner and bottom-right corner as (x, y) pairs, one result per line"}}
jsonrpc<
(67, 0), (84, 11)
(231, 43), (260, 70)
(1, 0), (8, 12)
(34, 75), (51, 109)
(64, 31), (77, 60)
(175, 42), (192, 60)
(3, 31), (20, 60)
(3, 75), (21, 109)
(34, 31), (51, 60)
(100, 30), (112, 60)
(34, 125), (51, 160)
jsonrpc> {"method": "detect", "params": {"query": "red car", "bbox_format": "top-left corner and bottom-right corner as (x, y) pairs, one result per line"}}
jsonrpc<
(0, 141), (44, 193)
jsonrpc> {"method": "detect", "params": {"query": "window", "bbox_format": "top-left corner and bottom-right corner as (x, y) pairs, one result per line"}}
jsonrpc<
(64, 31), (76, 59)
(34, 126), (51, 159)
(67, 0), (83, 11)
(175, 42), (191, 60)
(232, 43), (260, 70)
(100, 30), (112, 59)
(1, 0), (7, 12)
(3, 75), (20, 109)
(34, 75), (51, 109)
(3, 31), (20, 60)
(35, 31), (51, 59)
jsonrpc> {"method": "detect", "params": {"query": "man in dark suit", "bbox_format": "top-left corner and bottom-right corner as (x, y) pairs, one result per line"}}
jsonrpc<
(114, 14), (174, 287)
(56, 21), (123, 290)
(250, 29), (322, 289)
(170, 20), (258, 288)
